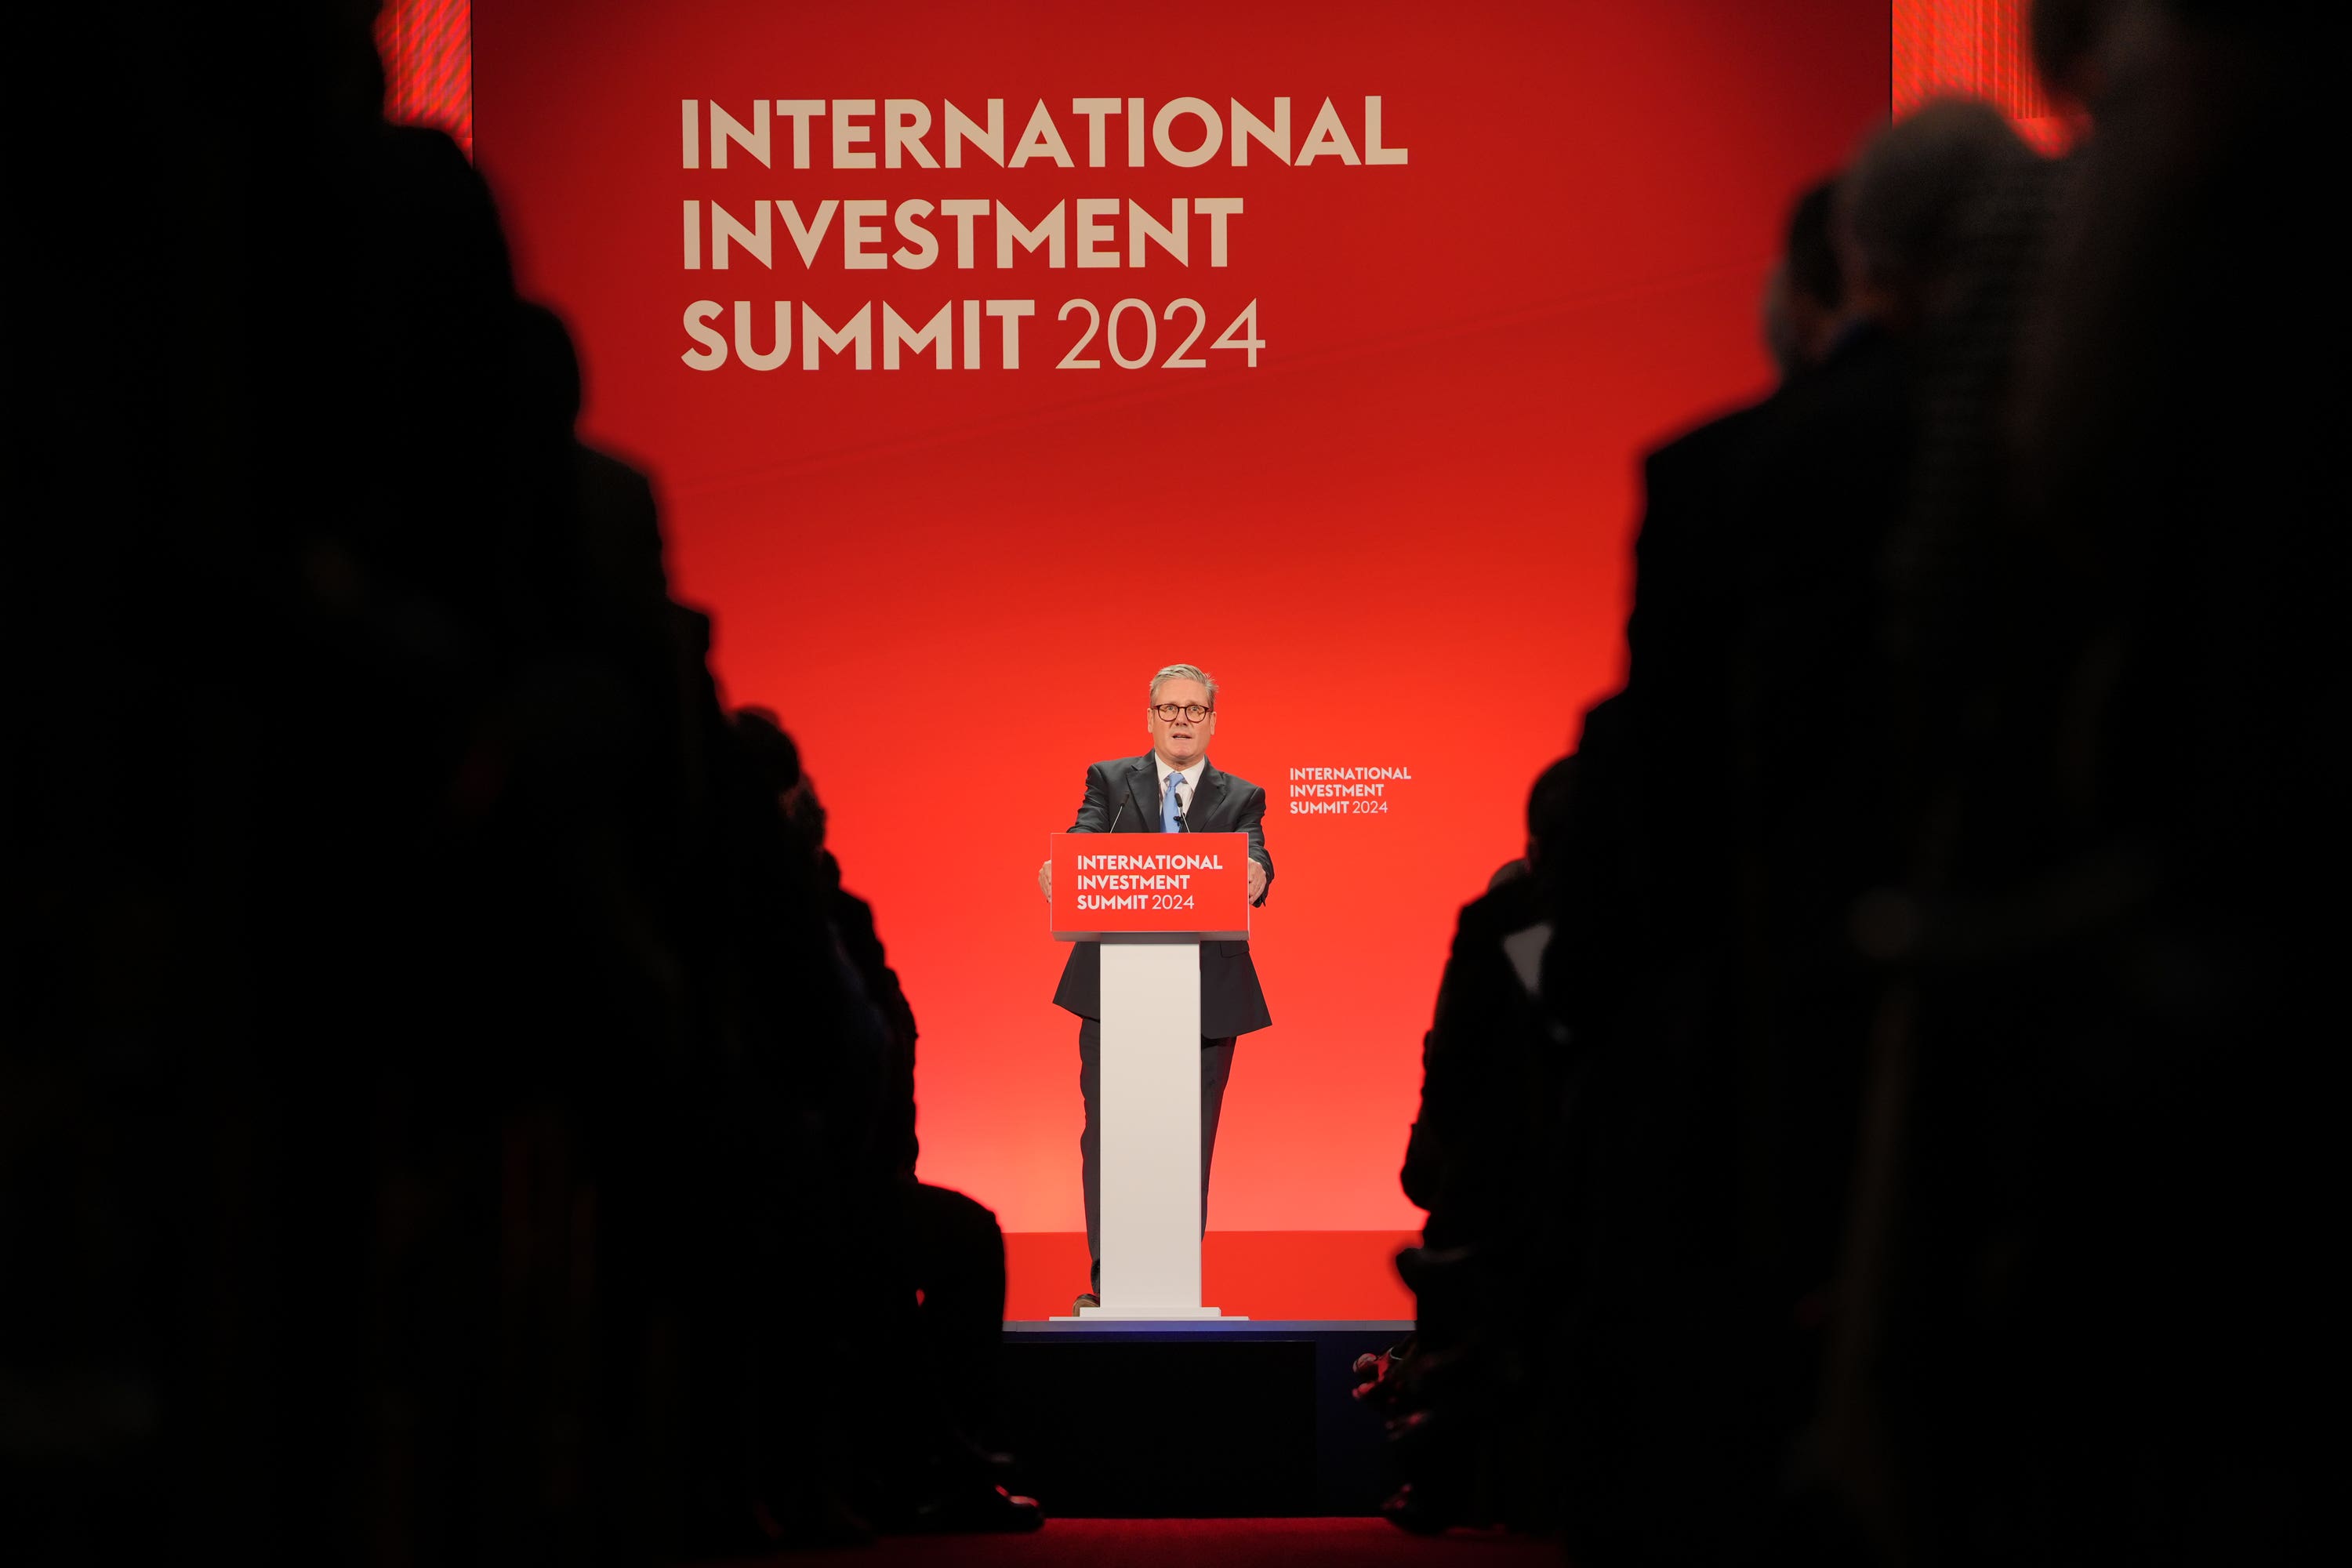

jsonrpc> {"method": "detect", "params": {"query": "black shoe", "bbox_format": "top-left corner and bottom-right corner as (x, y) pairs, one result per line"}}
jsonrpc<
(1072, 1291), (1099, 1312)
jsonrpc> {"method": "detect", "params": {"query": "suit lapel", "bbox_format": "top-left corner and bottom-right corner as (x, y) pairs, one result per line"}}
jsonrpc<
(1188, 761), (1225, 831)
(1126, 754), (1161, 833)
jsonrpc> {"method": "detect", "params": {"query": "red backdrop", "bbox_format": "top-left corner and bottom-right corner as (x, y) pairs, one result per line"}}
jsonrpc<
(472, 0), (1890, 1315)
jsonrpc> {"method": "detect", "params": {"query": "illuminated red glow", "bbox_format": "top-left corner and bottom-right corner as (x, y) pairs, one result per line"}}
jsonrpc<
(390, 5), (2066, 166)
(378, 0), (472, 158)
(1893, 0), (2080, 151)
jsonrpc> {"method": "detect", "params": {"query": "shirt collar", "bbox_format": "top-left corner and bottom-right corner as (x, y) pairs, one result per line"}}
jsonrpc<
(1153, 753), (1204, 792)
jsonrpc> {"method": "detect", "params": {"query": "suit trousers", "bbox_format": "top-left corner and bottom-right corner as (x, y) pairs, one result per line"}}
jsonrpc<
(1076, 1015), (1236, 1283)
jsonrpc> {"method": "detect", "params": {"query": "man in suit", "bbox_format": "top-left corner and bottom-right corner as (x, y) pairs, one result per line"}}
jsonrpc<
(1036, 663), (1272, 1312)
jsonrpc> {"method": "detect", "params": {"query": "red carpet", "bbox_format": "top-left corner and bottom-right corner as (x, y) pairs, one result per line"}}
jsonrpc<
(764, 1517), (1561, 1566)
(1004, 1231), (1420, 1320)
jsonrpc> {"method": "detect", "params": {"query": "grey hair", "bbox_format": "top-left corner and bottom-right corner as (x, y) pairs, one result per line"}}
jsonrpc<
(1149, 662), (1218, 709)
(1839, 98), (2033, 293)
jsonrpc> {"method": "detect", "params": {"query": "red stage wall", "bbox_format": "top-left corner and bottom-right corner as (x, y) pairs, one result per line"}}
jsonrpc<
(474, 0), (1889, 1308)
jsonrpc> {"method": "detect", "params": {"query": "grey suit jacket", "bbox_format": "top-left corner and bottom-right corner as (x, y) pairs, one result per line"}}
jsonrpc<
(1050, 753), (1274, 1038)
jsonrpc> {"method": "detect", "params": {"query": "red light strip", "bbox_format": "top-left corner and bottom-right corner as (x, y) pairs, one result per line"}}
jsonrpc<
(1893, 0), (2074, 151)
(377, 0), (472, 158)
(376, 5), (2067, 169)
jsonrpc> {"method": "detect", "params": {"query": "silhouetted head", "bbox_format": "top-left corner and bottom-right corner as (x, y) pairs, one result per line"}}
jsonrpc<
(1764, 177), (1846, 377)
(510, 301), (583, 439)
(1525, 753), (1579, 868)
(2032, 0), (2121, 112)
(739, 707), (828, 855)
(735, 706), (802, 796)
(1836, 100), (2035, 334)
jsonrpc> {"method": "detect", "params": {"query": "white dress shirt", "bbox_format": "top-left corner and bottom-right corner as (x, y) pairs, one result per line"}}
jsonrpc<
(1153, 753), (1204, 825)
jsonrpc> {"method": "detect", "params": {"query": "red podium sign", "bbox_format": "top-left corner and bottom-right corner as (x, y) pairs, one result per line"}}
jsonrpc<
(1049, 831), (1250, 942)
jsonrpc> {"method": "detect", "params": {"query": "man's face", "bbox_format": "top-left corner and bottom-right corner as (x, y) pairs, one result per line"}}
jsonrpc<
(1146, 677), (1216, 768)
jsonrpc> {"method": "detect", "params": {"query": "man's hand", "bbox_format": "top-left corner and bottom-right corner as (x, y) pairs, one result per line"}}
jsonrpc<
(1247, 856), (1269, 903)
(1039, 858), (1053, 902)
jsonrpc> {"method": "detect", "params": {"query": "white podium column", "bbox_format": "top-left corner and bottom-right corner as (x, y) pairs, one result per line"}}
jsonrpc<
(1080, 940), (1235, 1319)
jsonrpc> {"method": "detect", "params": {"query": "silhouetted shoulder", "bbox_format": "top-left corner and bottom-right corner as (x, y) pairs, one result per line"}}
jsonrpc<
(1643, 397), (1772, 485)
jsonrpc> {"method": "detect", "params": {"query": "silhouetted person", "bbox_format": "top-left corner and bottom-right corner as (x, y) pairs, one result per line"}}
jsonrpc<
(1733, 97), (2034, 1316)
(736, 710), (1038, 1536)
(1821, 6), (2336, 1563)
(1403, 753), (1578, 1241)
(1373, 753), (1583, 1533)
(1615, 176), (1849, 973)
(1537, 105), (2040, 1567)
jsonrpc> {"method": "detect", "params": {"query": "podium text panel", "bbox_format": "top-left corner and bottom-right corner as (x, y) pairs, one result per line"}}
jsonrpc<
(1050, 831), (1250, 942)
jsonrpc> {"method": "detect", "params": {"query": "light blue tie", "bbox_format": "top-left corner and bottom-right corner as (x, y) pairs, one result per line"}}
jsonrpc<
(1161, 773), (1185, 832)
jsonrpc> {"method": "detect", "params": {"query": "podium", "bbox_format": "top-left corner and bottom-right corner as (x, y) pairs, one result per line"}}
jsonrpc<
(1049, 830), (1251, 1321)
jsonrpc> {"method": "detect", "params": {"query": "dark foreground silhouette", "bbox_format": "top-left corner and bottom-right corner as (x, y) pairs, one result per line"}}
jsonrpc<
(1373, 5), (2334, 1562)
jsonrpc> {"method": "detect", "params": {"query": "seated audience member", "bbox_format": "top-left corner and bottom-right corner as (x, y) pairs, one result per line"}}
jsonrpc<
(1373, 753), (1580, 1534)
(735, 710), (1041, 1536)
(1402, 752), (1578, 1238)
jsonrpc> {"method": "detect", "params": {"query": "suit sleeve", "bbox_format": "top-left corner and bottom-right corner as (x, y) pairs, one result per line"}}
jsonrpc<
(1067, 762), (1114, 833)
(1240, 782), (1274, 906)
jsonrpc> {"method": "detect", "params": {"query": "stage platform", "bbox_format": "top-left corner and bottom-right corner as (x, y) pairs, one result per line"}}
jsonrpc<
(1003, 1230), (1418, 1320)
(1000, 1319), (1414, 1517)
